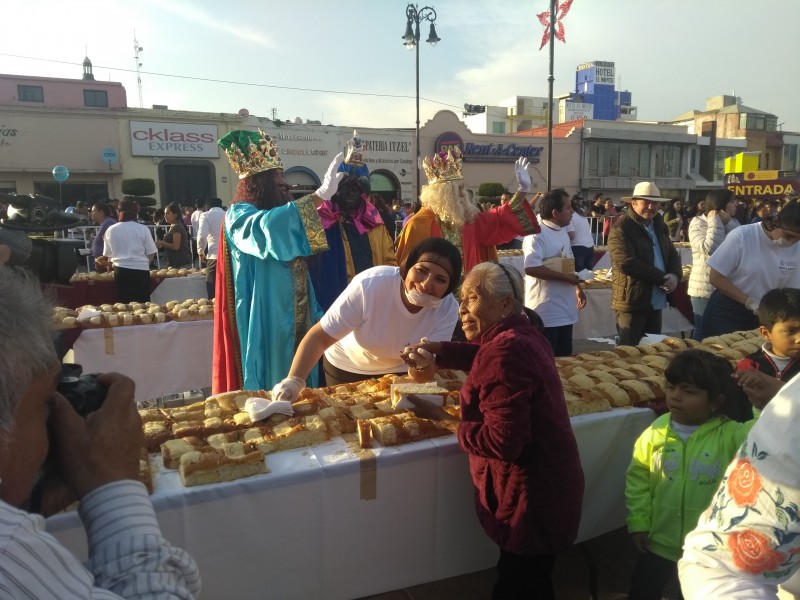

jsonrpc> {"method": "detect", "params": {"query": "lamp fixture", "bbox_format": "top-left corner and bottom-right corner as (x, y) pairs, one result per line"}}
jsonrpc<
(401, 4), (441, 196)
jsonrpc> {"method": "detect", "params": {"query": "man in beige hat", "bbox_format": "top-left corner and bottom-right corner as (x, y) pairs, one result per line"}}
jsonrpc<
(608, 182), (682, 345)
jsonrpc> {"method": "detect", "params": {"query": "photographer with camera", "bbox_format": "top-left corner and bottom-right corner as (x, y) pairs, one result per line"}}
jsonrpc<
(0, 268), (200, 599)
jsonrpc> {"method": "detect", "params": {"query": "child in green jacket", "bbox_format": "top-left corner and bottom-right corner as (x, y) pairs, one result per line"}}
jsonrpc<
(625, 349), (760, 599)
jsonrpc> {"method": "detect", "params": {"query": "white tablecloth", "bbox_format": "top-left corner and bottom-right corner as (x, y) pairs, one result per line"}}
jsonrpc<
(576, 287), (694, 339)
(47, 407), (655, 600)
(150, 276), (208, 304)
(71, 321), (212, 401)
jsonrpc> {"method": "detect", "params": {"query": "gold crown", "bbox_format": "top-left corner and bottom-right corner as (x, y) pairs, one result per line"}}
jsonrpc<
(422, 147), (463, 185)
(218, 128), (283, 179)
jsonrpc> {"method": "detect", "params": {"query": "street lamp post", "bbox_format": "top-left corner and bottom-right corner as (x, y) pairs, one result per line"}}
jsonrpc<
(402, 4), (440, 198)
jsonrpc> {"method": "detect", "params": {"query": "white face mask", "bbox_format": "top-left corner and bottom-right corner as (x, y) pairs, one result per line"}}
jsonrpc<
(775, 236), (796, 248)
(405, 287), (444, 308)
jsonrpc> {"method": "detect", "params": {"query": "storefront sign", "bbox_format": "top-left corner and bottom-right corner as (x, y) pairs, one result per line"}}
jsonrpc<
(725, 171), (800, 198)
(0, 123), (17, 148)
(434, 131), (544, 163)
(561, 102), (594, 122)
(130, 121), (219, 158)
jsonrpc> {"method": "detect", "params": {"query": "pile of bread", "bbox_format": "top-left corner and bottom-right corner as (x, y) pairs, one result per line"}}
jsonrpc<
(70, 267), (207, 283)
(52, 298), (214, 329)
(140, 371), (465, 487)
(558, 330), (761, 416)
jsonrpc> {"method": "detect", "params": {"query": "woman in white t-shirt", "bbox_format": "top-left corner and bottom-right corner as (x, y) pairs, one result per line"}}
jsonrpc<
(272, 238), (461, 400)
(96, 198), (157, 303)
(703, 200), (800, 337)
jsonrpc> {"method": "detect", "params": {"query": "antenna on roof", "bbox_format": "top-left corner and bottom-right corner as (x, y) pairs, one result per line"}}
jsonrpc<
(133, 31), (144, 109)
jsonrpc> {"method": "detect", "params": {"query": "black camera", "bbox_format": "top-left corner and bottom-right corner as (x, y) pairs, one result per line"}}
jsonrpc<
(59, 364), (107, 416)
(0, 192), (85, 232)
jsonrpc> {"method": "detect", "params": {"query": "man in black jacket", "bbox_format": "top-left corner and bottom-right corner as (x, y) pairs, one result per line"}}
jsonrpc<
(608, 182), (681, 345)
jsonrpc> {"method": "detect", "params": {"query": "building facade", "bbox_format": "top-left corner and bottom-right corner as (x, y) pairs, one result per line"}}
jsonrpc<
(0, 70), (416, 207)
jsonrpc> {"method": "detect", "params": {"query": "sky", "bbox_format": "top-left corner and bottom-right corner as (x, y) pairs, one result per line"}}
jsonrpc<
(2, 0), (799, 133)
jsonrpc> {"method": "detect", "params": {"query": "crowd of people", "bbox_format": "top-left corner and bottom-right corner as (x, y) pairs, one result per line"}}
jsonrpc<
(3, 124), (800, 599)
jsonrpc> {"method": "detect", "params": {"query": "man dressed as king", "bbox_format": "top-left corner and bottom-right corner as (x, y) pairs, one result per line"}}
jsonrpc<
(213, 128), (344, 393)
(396, 148), (541, 275)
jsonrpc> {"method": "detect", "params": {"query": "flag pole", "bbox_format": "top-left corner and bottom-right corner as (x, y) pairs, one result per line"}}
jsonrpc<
(547, 0), (555, 192)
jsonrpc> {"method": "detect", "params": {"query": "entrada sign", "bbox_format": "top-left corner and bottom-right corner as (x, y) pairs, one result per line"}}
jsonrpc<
(725, 171), (800, 199)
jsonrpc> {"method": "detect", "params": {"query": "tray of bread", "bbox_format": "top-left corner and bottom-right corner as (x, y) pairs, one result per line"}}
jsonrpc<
(70, 267), (207, 283)
(139, 371), (466, 488)
(52, 298), (214, 329)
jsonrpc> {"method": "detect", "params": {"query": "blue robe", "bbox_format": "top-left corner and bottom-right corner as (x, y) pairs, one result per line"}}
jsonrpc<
(218, 196), (327, 391)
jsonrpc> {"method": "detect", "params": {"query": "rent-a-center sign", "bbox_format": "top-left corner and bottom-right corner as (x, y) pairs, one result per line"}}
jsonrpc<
(435, 132), (544, 163)
(130, 121), (219, 158)
(725, 170), (799, 199)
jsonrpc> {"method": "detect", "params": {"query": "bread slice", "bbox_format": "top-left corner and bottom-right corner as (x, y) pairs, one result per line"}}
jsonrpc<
(640, 355), (672, 371)
(178, 443), (268, 487)
(618, 380), (656, 405)
(661, 337), (689, 350)
(357, 419), (372, 448)
(614, 345), (642, 358)
(626, 363), (659, 378)
(161, 436), (205, 469)
(390, 383), (449, 410)
(595, 382), (632, 407)
(563, 388), (612, 416)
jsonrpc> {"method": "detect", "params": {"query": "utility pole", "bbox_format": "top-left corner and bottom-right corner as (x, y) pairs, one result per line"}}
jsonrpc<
(133, 33), (144, 109)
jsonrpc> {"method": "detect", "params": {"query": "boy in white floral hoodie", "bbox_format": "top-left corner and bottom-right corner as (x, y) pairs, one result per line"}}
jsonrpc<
(679, 372), (800, 598)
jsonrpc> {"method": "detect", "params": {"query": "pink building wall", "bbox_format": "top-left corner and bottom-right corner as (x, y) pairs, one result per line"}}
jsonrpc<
(0, 74), (127, 109)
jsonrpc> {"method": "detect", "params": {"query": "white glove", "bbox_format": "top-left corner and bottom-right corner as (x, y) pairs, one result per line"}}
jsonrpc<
(515, 157), (532, 193)
(314, 152), (345, 201)
(244, 397), (294, 422)
(745, 296), (761, 313)
(271, 376), (306, 404)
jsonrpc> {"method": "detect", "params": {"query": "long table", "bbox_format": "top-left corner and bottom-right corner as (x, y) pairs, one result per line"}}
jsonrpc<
(498, 255), (694, 339)
(47, 406), (656, 600)
(68, 320), (213, 401)
(44, 276), (208, 309)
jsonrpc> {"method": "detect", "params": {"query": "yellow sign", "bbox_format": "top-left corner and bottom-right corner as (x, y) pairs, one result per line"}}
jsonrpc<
(729, 183), (797, 197)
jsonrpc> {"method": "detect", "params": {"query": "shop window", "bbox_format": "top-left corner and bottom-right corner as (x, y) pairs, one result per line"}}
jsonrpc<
(18, 85), (44, 102)
(33, 182), (109, 209)
(83, 90), (108, 108)
(654, 145), (682, 178)
(492, 122), (506, 134)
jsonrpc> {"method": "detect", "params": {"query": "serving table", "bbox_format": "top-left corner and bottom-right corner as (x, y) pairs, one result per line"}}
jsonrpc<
(47, 406), (656, 600)
(68, 320), (213, 402)
(44, 275), (208, 309)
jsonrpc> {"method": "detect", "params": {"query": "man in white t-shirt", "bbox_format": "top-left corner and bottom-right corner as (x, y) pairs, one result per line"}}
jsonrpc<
(565, 194), (595, 271)
(197, 197), (225, 298)
(704, 205), (800, 336)
(523, 188), (586, 356)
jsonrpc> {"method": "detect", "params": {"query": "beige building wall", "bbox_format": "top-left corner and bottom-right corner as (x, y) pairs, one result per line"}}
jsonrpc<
(420, 111), (581, 198)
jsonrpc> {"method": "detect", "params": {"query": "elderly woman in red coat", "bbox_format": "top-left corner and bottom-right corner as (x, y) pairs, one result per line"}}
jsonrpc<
(404, 261), (584, 599)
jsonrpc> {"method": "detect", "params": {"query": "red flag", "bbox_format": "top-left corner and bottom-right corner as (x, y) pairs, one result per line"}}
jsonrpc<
(537, 0), (574, 50)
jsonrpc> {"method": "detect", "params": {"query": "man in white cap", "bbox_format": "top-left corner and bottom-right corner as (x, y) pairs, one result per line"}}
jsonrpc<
(608, 182), (682, 345)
